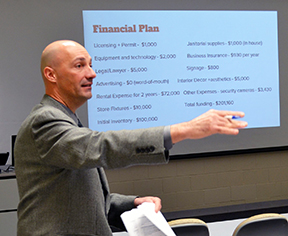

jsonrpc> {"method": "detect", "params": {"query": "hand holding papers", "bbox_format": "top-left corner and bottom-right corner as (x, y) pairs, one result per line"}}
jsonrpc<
(121, 202), (176, 236)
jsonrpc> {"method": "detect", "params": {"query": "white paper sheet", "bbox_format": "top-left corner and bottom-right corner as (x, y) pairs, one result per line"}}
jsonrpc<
(121, 202), (176, 236)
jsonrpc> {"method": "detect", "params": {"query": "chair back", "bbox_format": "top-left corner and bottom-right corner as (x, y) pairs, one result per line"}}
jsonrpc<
(232, 213), (288, 236)
(168, 218), (209, 236)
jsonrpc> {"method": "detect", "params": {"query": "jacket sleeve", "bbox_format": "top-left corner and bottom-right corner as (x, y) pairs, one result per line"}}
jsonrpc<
(108, 193), (137, 231)
(32, 107), (168, 170)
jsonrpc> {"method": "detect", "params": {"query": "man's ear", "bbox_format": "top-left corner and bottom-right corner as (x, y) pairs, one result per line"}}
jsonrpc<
(43, 66), (57, 83)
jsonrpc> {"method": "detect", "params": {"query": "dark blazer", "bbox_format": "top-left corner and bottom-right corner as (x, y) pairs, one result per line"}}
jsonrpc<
(15, 95), (168, 236)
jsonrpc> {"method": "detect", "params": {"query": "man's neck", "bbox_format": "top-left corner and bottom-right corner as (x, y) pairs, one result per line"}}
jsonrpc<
(45, 93), (79, 113)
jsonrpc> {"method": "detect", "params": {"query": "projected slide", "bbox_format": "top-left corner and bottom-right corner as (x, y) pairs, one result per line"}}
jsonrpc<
(83, 10), (279, 131)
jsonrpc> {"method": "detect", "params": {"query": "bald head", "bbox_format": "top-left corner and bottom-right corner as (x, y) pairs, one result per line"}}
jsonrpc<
(40, 40), (83, 79)
(40, 40), (96, 112)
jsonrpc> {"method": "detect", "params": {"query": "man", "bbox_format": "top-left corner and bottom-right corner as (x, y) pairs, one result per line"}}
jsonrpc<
(14, 40), (247, 236)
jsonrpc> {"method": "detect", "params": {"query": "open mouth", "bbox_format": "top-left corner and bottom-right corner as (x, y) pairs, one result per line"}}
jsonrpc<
(81, 83), (92, 88)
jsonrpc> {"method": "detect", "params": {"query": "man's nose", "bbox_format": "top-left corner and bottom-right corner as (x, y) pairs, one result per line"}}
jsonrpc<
(88, 66), (96, 79)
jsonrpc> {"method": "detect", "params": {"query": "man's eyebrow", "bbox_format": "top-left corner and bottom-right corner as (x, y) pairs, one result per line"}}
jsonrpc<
(73, 57), (86, 62)
(73, 57), (92, 63)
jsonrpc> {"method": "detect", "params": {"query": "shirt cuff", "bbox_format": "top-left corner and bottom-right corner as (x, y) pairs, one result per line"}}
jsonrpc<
(164, 125), (173, 150)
